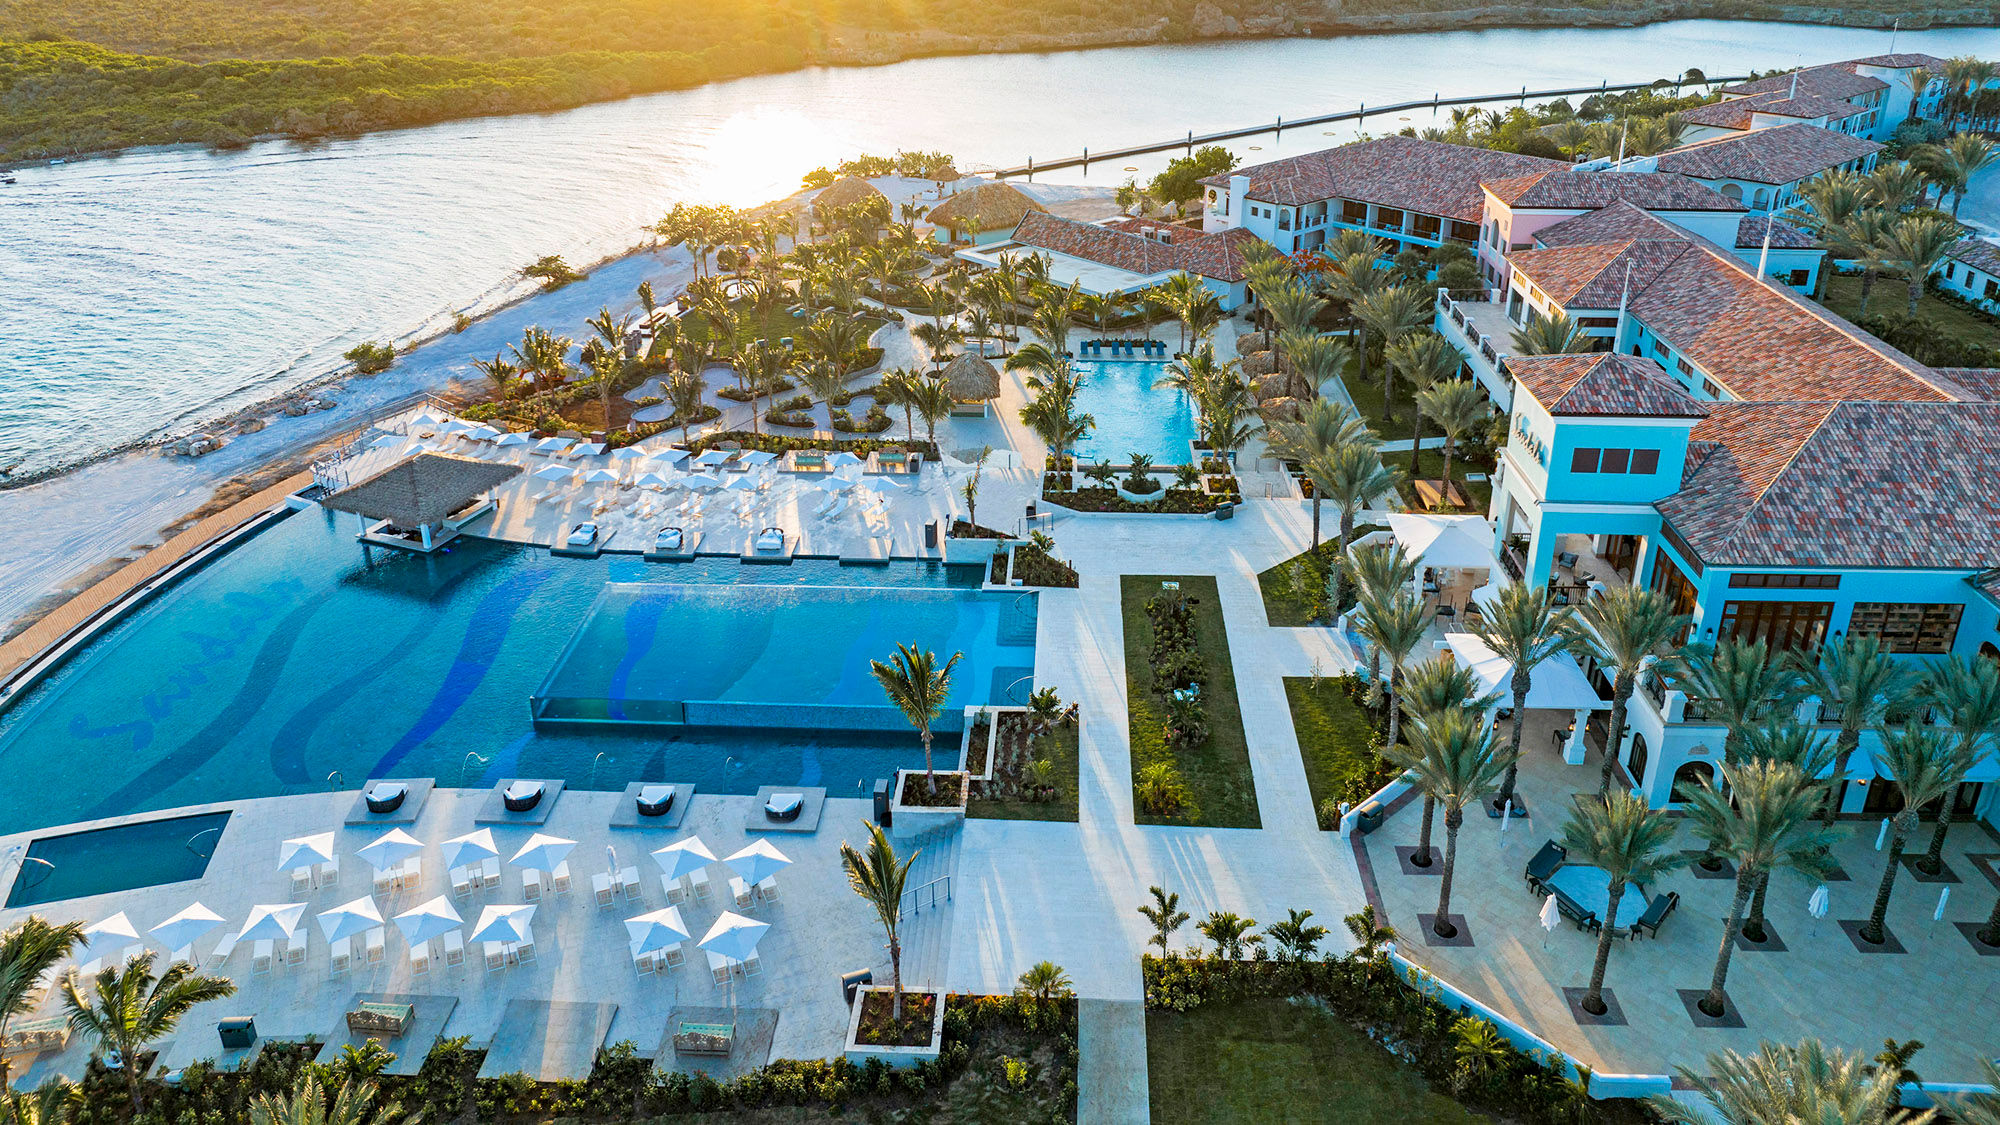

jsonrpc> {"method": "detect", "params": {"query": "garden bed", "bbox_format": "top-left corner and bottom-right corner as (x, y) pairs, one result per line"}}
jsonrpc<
(1285, 676), (1393, 829)
(1044, 487), (1225, 514)
(856, 990), (939, 1048)
(951, 520), (1010, 539)
(989, 550), (1011, 585)
(969, 712), (1081, 823)
(718, 376), (797, 402)
(898, 771), (966, 807)
(1012, 544), (1078, 588)
(1254, 527), (1385, 626)
(1121, 575), (1259, 829)
(689, 432), (939, 460)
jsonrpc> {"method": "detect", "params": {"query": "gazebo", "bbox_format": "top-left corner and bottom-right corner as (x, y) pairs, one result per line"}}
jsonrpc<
(323, 452), (521, 553)
(1442, 630), (1607, 765)
(926, 182), (1046, 246)
(941, 353), (1002, 418)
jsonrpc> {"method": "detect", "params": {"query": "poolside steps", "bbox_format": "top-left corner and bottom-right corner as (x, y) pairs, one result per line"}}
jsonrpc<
(642, 531), (703, 562)
(897, 820), (961, 992)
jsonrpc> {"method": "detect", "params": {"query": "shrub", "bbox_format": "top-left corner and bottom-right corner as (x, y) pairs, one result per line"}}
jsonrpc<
(1135, 761), (1191, 816)
(344, 340), (395, 374)
(521, 254), (586, 289)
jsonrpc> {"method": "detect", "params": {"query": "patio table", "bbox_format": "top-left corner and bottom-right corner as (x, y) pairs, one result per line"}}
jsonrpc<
(1543, 865), (1648, 930)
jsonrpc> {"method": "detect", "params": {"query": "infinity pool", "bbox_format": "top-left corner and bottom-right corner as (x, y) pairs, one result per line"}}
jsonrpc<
(0, 510), (1024, 833)
(1072, 359), (1200, 466)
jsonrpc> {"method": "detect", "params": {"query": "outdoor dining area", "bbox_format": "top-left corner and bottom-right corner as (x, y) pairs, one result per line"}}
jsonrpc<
(1524, 840), (1679, 939)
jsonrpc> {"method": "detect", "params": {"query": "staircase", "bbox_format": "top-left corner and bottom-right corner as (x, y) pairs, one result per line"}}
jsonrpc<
(896, 821), (962, 992)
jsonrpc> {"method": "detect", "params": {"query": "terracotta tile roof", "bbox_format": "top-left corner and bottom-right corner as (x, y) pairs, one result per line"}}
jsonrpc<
(1751, 93), (1871, 120)
(1849, 53), (1948, 69)
(1482, 170), (1744, 212)
(1506, 239), (1692, 308)
(1970, 568), (2000, 604)
(1007, 211), (1263, 283)
(1949, 238), (2000, 276)
(1735, 214), (1818, 250)
(1196, 136), (1568, 220)
(1721, 63), (1888, 100)
(1660, 400), (2000, 569)
(1681, 97), (1767, 130)
(1531, 201), (1687, 247)
(1653, 124), (1883, 186)
(1930, 368), (2000, 400)
(1507, 353), (1709, 417)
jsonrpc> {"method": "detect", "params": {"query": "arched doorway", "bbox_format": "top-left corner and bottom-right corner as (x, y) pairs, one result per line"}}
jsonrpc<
(1626, 734), (1650, 790)
(1670, 760), (1713, 802)
(1981, 641), (1999, 664)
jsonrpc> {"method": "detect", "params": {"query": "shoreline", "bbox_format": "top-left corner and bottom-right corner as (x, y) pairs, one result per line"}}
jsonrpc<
(2, 9), (1968, 169)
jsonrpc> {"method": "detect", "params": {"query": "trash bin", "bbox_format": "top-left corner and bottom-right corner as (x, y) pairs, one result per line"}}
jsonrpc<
(1214, 502), (1235, 521)
(841, 968), (874, 1006)
(1354, 802), (1384, 835)
(872, 779), (892, 827)
(217, 1018), (257, 1050)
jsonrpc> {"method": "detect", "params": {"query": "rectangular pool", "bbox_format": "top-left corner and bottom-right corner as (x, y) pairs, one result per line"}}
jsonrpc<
(532, 583), (1036, 731)
(7, 811), (230, 907)
(1073, 359), (1200, 466)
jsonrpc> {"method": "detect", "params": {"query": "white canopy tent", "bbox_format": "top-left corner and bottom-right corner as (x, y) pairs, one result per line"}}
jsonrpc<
(1386, 513), (1500, 571)
(1443, 632), (1605, 713)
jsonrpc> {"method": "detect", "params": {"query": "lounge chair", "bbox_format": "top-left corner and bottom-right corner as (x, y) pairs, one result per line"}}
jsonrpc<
(764, 791), (804, 821)
(514, 940), (536, 964)
(593, 873), (616, 909)
(654, 527), (683, 553)
(663, 942), (686, 970)
(410, 943), (430, 975)
(1630, 892), (1679, 940)
(450, 865), (474, 898)
(730, 876), (754, 909)
(754, 527), (785, 553)
(365, 782), (408, 814)
(567, 523), (599, 547)
(1551, 888), (1600, 933)
(756, 876), (780, 903)
(252, 941), (273, 976)
(504, 780), (546, 812)
(522, 869), (543, 902)
(213, 928), (242, 964)
(689, 868), (711, 900)
(709, 950), (732, 985)
(364, 927), (385, 964)
(285, 930), (306, 967)
(1524, 840), (1566, 893)
(483, 943), (506, 972)
(637, 784), (675, 817)
(443, 931), (466, 968)
(322, 856), (341, 889)
(663, 873), (687, 905)
(551, 861), (571, 895)
(291, 867), (313, 898)
(620, 866), (642, 902)
(330, 937), (352, 975)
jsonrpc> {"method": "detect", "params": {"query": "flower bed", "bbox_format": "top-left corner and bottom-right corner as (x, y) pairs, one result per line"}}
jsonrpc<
(833, 405), (893, 432)
(989, 550), (1011, 585)
(950, 519), (1010, 540)
(689, 432), (939, 460)
(856, 990), (939, 1048)
(969, 709), (1081, 823)
(1045, 487), (1226, 514)
(765, 409), (816, 427)
(1123, 576), (1257, 828)
(898, 771), (965, 807)
(718, 376), (797, 402)
(1012, 544), (1078, 588)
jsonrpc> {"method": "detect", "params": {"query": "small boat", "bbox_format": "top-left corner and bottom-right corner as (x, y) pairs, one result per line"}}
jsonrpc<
(0, 170), (15, 185)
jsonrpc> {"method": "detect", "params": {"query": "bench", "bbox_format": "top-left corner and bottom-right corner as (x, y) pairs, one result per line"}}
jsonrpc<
(672, 1021), (735, 1056)
(346, 1002), (414, 1038)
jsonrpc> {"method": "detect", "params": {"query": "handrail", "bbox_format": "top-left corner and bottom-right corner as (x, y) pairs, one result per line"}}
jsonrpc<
(901, 874), (952, 914)
(1005, 674), (1034, 705)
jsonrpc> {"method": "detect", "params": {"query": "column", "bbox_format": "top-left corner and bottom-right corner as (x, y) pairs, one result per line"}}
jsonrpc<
(1562, 708), (1591, 766)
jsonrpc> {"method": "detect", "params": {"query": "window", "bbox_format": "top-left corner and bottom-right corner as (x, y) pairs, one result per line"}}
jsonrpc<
(1728, 573), (1839, 589)
(1676, 358), (1693, 375)
(1719, 599), (1833, 651)
(1568, 447), (1658, 474)
(1848, 602), (1964, 654)
(1375, 207), (1405, 231)
(1571, 447), (1600, 473)
(1788, 269), (1810, 286)
(1657, 520), (1704, 577)
(1412, 214), (1441, 239)
(1579, 317), (1617, 330)
(1650, 549), (1699, 618)
(1600, 448), (1630, 473)
(1343, 201), (1368, 224)
(1448, 220), (1480, 244)
(1278, 211), (1292, 231)
(1651, 342), (1667, 359)
(1630, 449), (1660, 474)
(1701, 377), (1720, 397)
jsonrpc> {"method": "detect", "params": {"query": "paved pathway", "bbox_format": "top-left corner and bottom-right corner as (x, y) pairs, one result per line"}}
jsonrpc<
(1077, 999), (1150, 1124)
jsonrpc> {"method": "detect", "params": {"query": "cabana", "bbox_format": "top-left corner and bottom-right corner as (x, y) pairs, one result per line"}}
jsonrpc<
(926, 181), (1046, 246)
(941, 353), (1002, 418)
(323, 453), (521, 553)
(1442, 630), (1607, 766)
(1386, 512), (1502, 618)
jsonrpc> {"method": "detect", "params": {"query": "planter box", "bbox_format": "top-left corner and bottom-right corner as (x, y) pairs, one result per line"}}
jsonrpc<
(1116, 483), (1166, 504)
(943, 534), (1021, 566)
(843, 986), (946, 1069)
(890, 769), (968, 840)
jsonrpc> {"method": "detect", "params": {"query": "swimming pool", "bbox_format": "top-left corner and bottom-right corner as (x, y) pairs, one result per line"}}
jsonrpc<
(0, 510), (1023, 833)
(534, 583), (1034, 731)
(6, 812), (231, 907)
(1072, 359), (1200, 466)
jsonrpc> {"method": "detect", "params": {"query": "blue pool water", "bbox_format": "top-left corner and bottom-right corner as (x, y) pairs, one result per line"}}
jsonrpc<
(1072, 359), (1200, 466)
(0, 511), (1026, 833)
(536, 584), (1034, 730)
(7, 812), (231, 907)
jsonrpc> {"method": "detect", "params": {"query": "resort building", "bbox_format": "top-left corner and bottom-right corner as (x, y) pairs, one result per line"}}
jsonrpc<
(1939, 238), (2000, 311)
(1475, 170), (1747, 289)
(961, 210), (1264, 308)
(1194, 135), (1567, 258)
(1598, 123), (1883, 212)
(1703, 55), (1946, 143)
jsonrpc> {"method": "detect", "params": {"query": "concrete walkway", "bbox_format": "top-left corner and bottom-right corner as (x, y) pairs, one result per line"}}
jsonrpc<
(1078, 999), (1150, 1124)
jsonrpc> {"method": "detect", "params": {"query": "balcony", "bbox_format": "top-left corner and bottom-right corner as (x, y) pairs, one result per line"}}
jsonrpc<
(1436, 291), (1517, 410)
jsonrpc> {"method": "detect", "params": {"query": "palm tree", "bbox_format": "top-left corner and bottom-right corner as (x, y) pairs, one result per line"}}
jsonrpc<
(910, 321), (965, 371)
(1865, 161), (1929, 213)
(875, 367), (925, 441)
(840, 822), (919, 1019)
(1138, 886), (1190, 953)
(1015, 961), (1074, 1004)
(1388, 707), (1516, 939)
(911, 376), (954, 450)
(1261, 282), (1327, 375)
(0, 1084), (74, 1125)
(251, 1072), (414, 1125)
(1940, 132), (1998, 217)
(508, 326), (574, 392)
(1949, 1060), (2000, 1124)
(1383, 332), (1463, 469)
(1349, 539), (1419, 610)
(1509, 310), (1592, 355)
(1558, 791), (1683, 1015)
(1196, 912), (1260, 960)
(1357, 590), (1431, 761)
(1287, 332), (1356, 405)
(1414, 379), (1487, 494)
(796, 359), (849, 435)
(1350, 286), (1431, 412)
(585, 306), (635, 359)
(1783, 170), (1870, 299)
(1881, 214), (1963, 317)
(663, 372), (706, 446)
(1679, 759), (1832, 1018)
(1261, 909), (1327, 962)
(1649, 1041), (1934, 1125)
(1842, 209), (1900, 318)
(1731, 722), (1836, 943)
(62, 951), (236, 1111)
(868, 643), (963, 794)
(1916, 655), (2000, 875)
(1788, 635), (1918, 828)
(1305, 444), (1398, 612)
(1263, 398), (1377, 547)
(1397, 659), (1502, 868)
(1342, 904), (1396, 961)
(0, 917), (84, 1087)
(1860, 726), (1963, 946)
(1472, 584), (1576, 812)
(469, 353), (518, 397)
(1574, 587), (1690, 800)
(1663, 637), (1800, 764)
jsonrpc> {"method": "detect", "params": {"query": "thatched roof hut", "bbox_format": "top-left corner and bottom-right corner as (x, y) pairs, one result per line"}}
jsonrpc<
(1259, 396), (1303, 423)
(1256, 372), (1301, 402)
(927, 181), (1046, 236)
(1237, 330), (1274, 354)
(324, 453), (520, 529)
(942, 353), (1002, 402)
(1241, 350), (1277, 379)
(813, 177), (888, 219)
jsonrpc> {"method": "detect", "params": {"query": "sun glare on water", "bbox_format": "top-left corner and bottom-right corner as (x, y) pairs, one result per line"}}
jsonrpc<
(685, 107), (851, 207)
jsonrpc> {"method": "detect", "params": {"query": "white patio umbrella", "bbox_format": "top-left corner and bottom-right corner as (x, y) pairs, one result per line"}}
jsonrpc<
(570, 442), (607, 457)
(533, 437), (573, 454)
(410, 411), (442, 427)
(393, 896), (463, 946)
(698, 911), (770, 963)
(827, 451), (863, 468)
(236, 903), (307, 944)
(694, 450), (732, 467)
(397, 441), (430, 458)
(464, 425), (502, 442)
(436, 419), (472, 435)
(864, 475), (907, 492)
(277, 832), (336, 874)
(1538, 894), (1559, 948)
(609, 447), (648, 462)
(635, 472), (673, 489)
(725, 840), (792, 886)
(740, 450), (778, 466)
(1935, 885), (1952, 922)
(442, 829), (499, 870)
(494, 431), (531, 448)
(356, 828), (423, 871)
(370, 433), (406, 449)
(316, 896), (385, 943)
(583, 468), (620, 484)
(651, 448), (691, 466)
(651, 837), (717, 881)
(149, 904), (223, 951)
(83, 912), (140, 946)
(1807, 884), (1830, 934)
(468, 904), (537, 946)
(724, 474), (758, 493)
(816, 474), (856, 492)
(1875, 818), (1891, 850)
(531, 464), (574, 482)
(625, 908), (690, 955)
(683, 473), (724, 492)
(511, 833), (577, 873)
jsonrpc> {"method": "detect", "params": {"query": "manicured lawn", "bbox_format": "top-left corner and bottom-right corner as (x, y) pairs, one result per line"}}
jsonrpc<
(1148, 998), (1493, 1124)
(1818, 270), (2000, 347)
(1122, 575), (1260, 829)
(1334, 369), (1417, 442)
(968, 718), (1080, 823)
(1379, 449), (1492, 514)
(726, 300), (888, 349)
(1285, 677), (1390, 825)
(1254, 526), (1384, 627)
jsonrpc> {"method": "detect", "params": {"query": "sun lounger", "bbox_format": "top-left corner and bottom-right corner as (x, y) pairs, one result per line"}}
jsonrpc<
(756, 875), (780, 903)
(504, 780), (547, 812)
(291, 867), (313, 898)
(551, 861), (571, 895)
(707, 949), (733, 985)
(1524, 840), (1566, 893)
(410, 943), (430, 975)
(443, 930), (465, 967)
(635, 948), (657, 976)
(522, 870), (543, 902)
(478, 856), (500, 887)
(620, 866), (642, 902)
(742, 951), (762, 976)
(285, 930), (307, 967)
(329, 937), (352, 975)
(1631, 891), (1679, 940)
(484, 942), (506, 972)
(168, 944), (194, 968)
(396, 856), (422, 890)
(514, 940), (535, 964)
(252, 940), (274, 976)
(593, 873), (616, 909)
(451, 865), (474, 898)
(637, 784), (675, 817)
(689, 867), (711, 900)
(322, 856), (341, 889)
(663, 873), (687, 905)
(730, 876), (754, 909)
(754, 527), (784, 552)
(364, 927), (385, 964)
(211, 933), (238, 966)
(373, 866), (396, 897)
(764, 791), (804, 821)
(664, 942), (686, 970)
(365, 782), (408, 814)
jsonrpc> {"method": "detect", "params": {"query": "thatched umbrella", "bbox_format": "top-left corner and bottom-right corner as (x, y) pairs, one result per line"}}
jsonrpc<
(1256, 372), (1299, 403)
(1241, 351), (1277, 379)
(1237, 330), (1274, 354)
(1259, 396), (1303, 423)
(942, 353), (1002, 402)
(813, 177), (888, 219)
(926, 182), (1046, 238)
